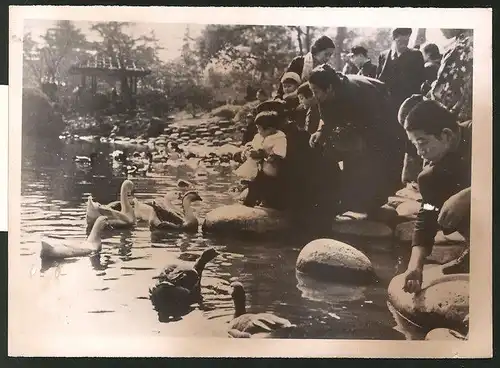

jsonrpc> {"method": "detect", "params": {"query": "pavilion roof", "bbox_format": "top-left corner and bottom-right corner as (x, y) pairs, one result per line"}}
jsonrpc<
(69, 55), (152, 77)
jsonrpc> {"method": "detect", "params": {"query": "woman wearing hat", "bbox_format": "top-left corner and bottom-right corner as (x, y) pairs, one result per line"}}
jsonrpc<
(308, 64), (406, 218)
(276, 35), (336, 100)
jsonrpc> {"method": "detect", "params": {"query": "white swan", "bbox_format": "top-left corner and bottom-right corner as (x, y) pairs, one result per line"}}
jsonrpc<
(86, 179), (136, 228)
(40, 216), (110, 259)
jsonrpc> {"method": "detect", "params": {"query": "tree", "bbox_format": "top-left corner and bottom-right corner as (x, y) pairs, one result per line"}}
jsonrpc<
(23, 21), (89, 89)
(334, 27), (348, 70)
(288, 26), (329, 55)
(413, 28), (427, 48)
(90, 22), (163, 104)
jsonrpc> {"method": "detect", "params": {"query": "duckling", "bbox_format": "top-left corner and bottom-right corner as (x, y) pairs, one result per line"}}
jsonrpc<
(149, 191), (202, 232)
(40, 216), (110, 259)
(228, 282), (296, 338)
(149, 247), (219, 313)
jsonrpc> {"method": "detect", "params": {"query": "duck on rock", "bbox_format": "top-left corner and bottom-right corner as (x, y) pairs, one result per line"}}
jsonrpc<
(227, 282), (296, 338)
(86, 179), (136, 229)
(149, 248), (219, 318)
(40, 216), (110, 259)
(149, 191), (202, 232)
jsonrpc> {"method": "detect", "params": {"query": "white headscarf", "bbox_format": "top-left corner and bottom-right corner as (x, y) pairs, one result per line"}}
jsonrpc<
(301, 52), (315, 82)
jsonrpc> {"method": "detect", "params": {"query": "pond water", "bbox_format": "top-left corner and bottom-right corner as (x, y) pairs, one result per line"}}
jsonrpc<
(12, 136), (422, 344)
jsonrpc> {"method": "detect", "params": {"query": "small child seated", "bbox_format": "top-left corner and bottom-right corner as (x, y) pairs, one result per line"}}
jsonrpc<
(234, 111), (287, 209)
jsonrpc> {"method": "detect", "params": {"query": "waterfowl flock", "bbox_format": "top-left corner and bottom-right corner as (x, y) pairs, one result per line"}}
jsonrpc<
(39, 176), (294, 338)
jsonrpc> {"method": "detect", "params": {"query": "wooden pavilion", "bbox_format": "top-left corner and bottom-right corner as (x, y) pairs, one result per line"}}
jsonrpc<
(69, 55), (152, 106)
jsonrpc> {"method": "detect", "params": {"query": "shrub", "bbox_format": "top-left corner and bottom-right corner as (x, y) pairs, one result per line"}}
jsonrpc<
(22, 87), (65, 137)
(209, 104), (241, 119)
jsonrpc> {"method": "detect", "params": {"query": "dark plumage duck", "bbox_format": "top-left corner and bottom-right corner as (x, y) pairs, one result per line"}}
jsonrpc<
(149, 248), (219, 318)
(228, 282), (296, 338)
(149, 191), (202, 232)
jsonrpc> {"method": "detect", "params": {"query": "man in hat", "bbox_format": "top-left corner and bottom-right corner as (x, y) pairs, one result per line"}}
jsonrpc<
(376, 28), (425, 111)
(348, 45), (377, 78)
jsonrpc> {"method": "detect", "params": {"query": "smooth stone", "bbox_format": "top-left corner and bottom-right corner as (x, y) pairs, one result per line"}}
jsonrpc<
(394, 221), (416, 243)
(435, 231), (467, 245)
(425, 328), (467, 341)
(395, 221), (467, 247)
(332, 215), (393, 239)
(296, 238), (376, 284)
(396, 200), (421, 220)
(202, 204), (289, 234)
(387, 196), (408, 209)
(367, 204), (399, 226)
(427, 244), (466, 265)
(396, 185), (423, 201)
(388, 265), (469, 334)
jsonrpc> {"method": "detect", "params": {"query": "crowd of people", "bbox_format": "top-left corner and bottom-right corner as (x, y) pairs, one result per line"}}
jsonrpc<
(235, 27), (473, 294)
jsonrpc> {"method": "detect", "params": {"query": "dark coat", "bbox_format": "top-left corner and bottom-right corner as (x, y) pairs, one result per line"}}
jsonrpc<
(318, 74), (406, 213)
(357, 60), (377, 79)
(376, 48), (425, 109)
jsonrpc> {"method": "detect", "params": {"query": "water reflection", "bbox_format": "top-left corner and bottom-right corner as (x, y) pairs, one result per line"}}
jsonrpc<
(15, 137), (415, 340)
(296, 272), (367, 303)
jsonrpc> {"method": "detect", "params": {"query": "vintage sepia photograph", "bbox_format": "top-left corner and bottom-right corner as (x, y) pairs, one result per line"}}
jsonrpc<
(8, 6), (492, 358)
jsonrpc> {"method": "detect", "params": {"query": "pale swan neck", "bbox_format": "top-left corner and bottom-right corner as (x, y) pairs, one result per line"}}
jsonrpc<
(120, 190), (133, 214)
(88, 223), (104, 244)
(182, 199), (197, 224)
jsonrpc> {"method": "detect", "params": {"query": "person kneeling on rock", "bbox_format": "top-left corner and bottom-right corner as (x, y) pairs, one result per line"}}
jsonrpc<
(234, 111), (287, 210)
(401, 97), (471, 294)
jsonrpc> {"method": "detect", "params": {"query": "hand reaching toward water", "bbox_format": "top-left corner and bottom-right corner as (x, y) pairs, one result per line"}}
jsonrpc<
(402, 266), (423, 294)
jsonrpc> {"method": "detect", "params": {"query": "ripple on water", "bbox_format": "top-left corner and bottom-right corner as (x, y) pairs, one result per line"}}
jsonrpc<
(15, 138), (408, 341)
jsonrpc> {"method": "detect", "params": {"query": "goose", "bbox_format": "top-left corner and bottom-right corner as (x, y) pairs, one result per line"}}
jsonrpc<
(149, 191), (202, 232)
(149, 248), (219, 314)
(227, 282), (296, 338)
(86, 179), (136, 228)
(40, 216), (110, 259)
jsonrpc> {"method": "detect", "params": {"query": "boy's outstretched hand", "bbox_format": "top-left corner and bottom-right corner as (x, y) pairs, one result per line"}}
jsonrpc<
(402, 266), (423, 294)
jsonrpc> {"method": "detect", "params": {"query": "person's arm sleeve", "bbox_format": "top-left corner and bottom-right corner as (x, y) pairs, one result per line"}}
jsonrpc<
(271, 136), (287, 158)
(411, 171), (440, 253)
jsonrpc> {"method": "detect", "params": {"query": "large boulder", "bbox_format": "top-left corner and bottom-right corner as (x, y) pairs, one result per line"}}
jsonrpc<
(331, 213), (393, 239)
(388, 265), (469, 334)
(202, 204), (289, 234)
(295, 238), (376, 284)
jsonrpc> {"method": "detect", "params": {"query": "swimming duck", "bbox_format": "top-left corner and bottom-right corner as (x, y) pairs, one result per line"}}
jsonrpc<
(40, 216), (110, 259)
(149, 191), (202, 232)
(149, 247), (219, 311)
(126, 153), (152, 176)
(73, 152), (98, 167)
(85, 179), (136, 228)
(227, 282), (296, 338)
